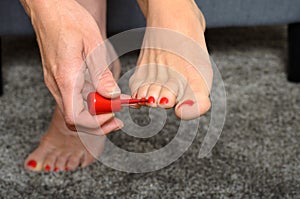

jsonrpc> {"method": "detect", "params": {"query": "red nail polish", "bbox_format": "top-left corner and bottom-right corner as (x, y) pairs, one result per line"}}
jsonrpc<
(178, 100), (194, 109)
(54, 167), (59, 172)
(27, 160), (37, 168)
(148, 96), (155, 104)
(44, 165), (51, 171)
(140, 97), (147, 105)
(65, 167), (69, 171)
(159, 97), (169, 105)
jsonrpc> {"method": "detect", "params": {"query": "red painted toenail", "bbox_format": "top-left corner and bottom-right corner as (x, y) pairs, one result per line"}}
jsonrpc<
(178, 100), (195, 109)
(65, 167), (69, 171)
(159, 97), (169, 105)
(44, 165), (51, 171)
(140, 97), (147, 104)
(27, 160), (37, 168)
(54, 167), (59, 172)
(148, 96), (155, 104)
(181, 100), (194, 106)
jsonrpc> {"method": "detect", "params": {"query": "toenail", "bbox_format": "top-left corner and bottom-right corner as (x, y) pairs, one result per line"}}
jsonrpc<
(44, 165), (51, 171)
(140, 97), (147, 105)
(159, 97), (169, 105)
(27, 160), (37, 168)
(178, 100), (195, 109)
(148, 96), (155, 104)
(54, 167), (59, 172)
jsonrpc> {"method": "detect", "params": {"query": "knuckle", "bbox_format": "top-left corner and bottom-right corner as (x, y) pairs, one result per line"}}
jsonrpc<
(64, 114), (76, 127)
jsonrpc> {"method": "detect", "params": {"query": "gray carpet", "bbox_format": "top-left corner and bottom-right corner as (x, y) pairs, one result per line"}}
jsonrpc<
(0, 26), (299, 198)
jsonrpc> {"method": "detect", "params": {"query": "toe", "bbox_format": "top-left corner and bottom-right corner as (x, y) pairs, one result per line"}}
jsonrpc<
(66, 153), (83, 171)
(157, 87), (177, 109)
(24, 145), (51, 172)
(146, 84), (162, 107)
(81, 152), (95, 168)
(42, 151), (60, 172)
(175, 73), (211, 120)
(136, 84), (150, 100)
(55, 152), (71, 171)
(129, 65), (148, 96)
(175, 91), (211, 120)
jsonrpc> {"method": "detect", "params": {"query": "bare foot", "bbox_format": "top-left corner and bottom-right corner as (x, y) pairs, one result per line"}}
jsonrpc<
(24, 0), (122, 172)
(130, 0), (212, 120)
(24, 105), (123, 172)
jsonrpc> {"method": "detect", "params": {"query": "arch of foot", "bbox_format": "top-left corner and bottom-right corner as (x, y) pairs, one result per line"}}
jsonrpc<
(129, 28), (213, 120)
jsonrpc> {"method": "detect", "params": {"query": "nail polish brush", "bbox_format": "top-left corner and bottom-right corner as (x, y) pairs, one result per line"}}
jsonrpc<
(87, 92), (148, 115)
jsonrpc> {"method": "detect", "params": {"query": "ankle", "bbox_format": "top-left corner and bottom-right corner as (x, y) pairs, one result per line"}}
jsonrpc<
(138, 0), (206, 31)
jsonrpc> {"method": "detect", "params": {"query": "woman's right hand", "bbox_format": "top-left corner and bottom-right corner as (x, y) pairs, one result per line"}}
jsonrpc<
(20, 0), (123, 134)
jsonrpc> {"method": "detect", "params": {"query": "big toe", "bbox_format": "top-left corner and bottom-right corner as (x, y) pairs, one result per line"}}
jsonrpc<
(176, 95), (211, 120)
(175, 79), (211, 120)
(24, 145), (51, 172)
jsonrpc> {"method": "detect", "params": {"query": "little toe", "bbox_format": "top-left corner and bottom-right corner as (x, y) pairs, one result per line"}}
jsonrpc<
(157, 87), (177, 109)
(66, 153), (83, 171)
(81, 152), (95, 168)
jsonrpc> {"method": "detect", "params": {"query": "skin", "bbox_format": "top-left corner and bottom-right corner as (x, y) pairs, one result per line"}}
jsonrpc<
(131, 0), (212, 120)
(21, 0), (123, 171)
(20, 0), (121, 132)
(21, 0), (212, 171)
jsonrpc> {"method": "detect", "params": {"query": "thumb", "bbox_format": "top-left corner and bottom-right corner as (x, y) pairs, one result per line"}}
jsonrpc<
(93, 68), (121, 98)
(86, 44), (121, 98)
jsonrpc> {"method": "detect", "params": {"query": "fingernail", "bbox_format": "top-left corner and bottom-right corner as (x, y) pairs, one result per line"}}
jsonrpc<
(108, 87), (121, 94)
(114, 122), (124, 131)
(54, 167), (59, 172)
(159, 97), (169, 105)
(178, 100), (195, 109)
(105, 82), (120, 95)
(44, 165), (51, 171)
(65, 167), (69, 171)
(27, 160), (37, 168)
(148, 96), (155, 104)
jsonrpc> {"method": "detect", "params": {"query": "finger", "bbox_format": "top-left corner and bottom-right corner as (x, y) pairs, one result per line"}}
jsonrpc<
(58, 59), (87, 129)
(69, 109), (115, 133)
(102, 118), (124, 134)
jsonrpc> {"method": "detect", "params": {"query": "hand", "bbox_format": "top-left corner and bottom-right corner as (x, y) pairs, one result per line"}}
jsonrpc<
(21, 0), (122, 133)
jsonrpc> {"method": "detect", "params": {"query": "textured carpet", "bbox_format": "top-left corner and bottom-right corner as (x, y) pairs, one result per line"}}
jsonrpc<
(0, 26), (299, 198)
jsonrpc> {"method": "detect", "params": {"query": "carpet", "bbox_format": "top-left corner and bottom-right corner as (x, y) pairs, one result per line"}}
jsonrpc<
(0, 26), (299, 198)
